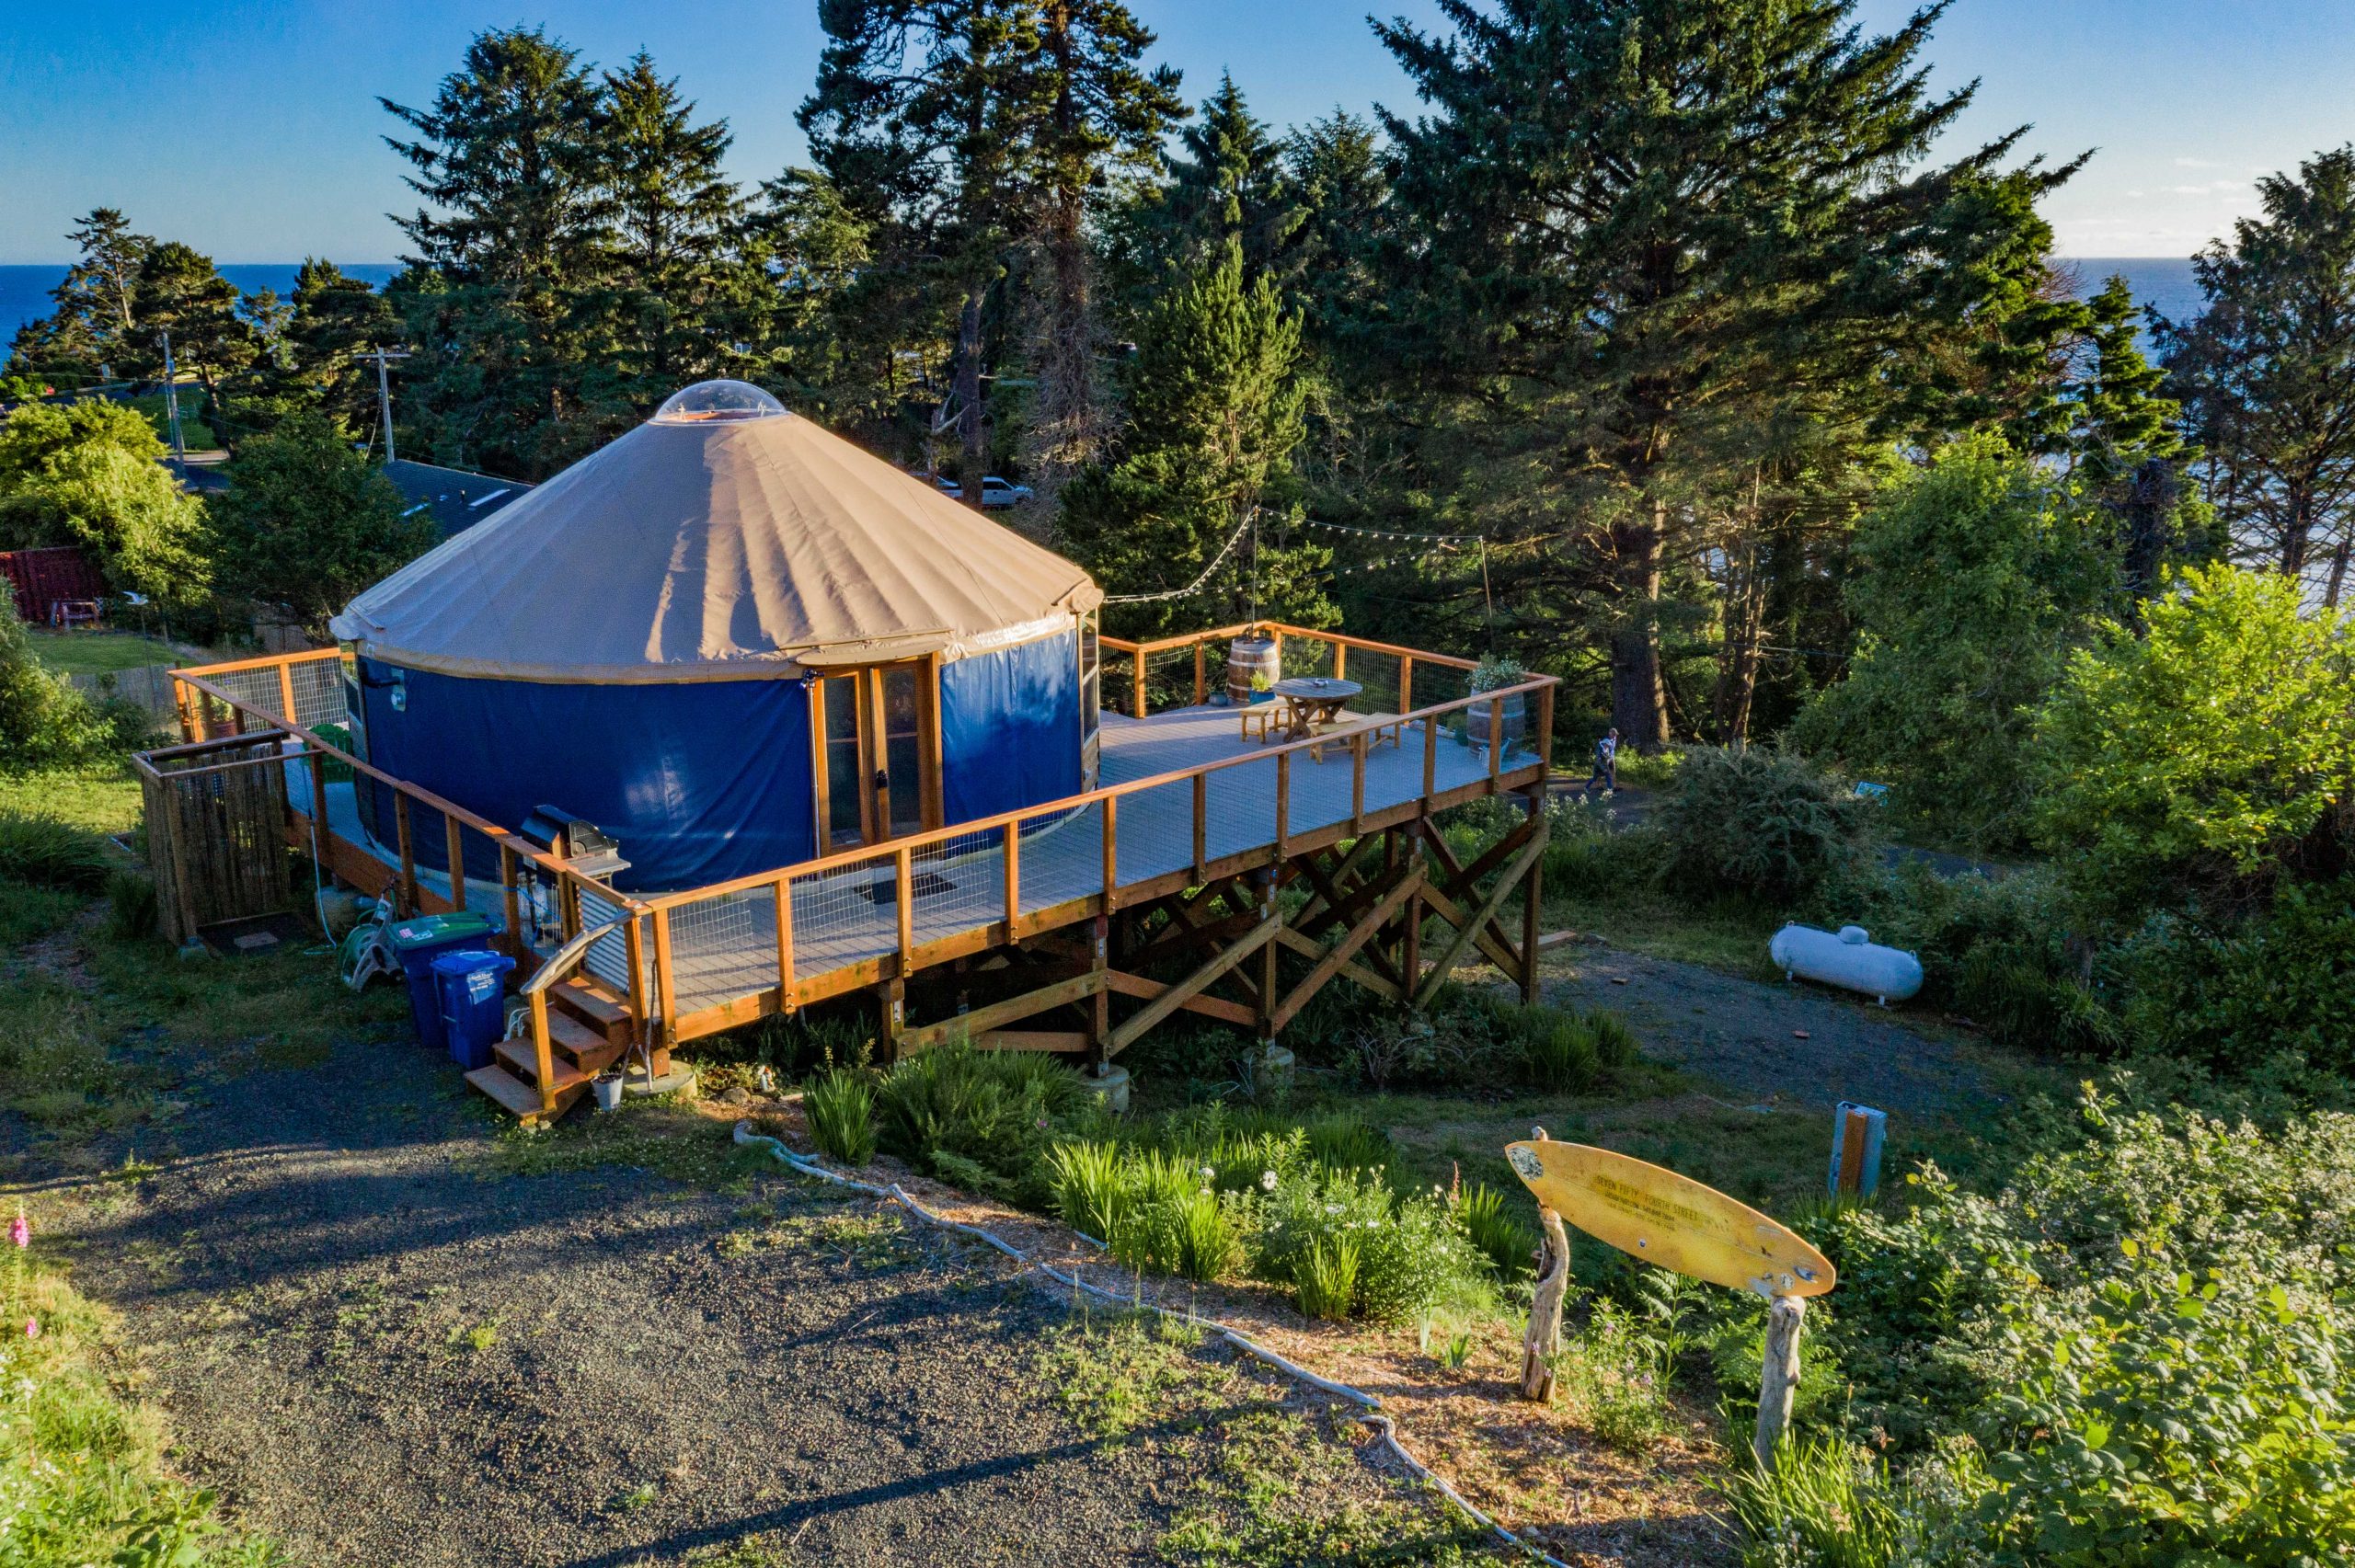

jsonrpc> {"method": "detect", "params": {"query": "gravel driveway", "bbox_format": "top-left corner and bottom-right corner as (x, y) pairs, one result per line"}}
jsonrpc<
(33, 1034), (1487, 1566)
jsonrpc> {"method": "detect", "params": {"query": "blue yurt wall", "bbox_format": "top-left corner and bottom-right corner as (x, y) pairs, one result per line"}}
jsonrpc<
(940, 629), (1083, 825)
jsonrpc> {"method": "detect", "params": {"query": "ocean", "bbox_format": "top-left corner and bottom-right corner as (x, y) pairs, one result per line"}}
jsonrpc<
(0, 258), (2203, 358)
(0, 263), (399, 351)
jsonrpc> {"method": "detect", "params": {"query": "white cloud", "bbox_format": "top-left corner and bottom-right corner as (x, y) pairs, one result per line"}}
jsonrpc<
(2174, 156), (2225, 168)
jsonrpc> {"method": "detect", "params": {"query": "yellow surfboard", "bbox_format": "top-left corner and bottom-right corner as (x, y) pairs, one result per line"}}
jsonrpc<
(1505, 1140), (1835, 1299)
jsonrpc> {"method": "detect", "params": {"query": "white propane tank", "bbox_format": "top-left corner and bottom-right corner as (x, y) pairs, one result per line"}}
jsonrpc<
(1769, 923), (1924, 1006)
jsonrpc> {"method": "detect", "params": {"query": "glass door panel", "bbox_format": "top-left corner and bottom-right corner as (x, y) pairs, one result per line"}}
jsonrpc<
(877, 666), (925, 838)
(821, 676), (867, 848)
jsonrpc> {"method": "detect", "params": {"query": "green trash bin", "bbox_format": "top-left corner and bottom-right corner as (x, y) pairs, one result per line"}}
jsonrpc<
(388, 911), (497, 1050)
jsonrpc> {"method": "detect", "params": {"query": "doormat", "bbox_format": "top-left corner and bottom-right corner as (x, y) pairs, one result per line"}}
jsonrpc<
(860, 871), (956, 904)
(197, 911), (312, 957)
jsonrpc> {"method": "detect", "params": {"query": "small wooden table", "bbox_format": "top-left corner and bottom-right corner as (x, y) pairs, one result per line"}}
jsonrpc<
(1271, 677), (1361, 746)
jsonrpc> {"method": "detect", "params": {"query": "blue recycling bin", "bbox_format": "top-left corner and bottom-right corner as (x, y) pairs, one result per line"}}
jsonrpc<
(388, 912), (496, 1050)
(432, 949), (517, 1071)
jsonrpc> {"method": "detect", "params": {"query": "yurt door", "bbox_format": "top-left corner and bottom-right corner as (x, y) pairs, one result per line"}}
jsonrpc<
(814, 662), (939, 849)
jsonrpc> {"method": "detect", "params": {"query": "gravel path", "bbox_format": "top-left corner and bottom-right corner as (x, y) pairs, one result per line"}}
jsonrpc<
(34, 1035), (1476, 1566)
(1538, 944), (1999, 1120)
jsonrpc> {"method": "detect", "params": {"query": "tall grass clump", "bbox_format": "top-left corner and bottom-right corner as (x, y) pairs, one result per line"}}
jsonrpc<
(873, 1041), (1094, 1199)
(0, 812), (111, 891)
(803, 1069), (876, 1167)
(1455, 1182), (1537, 1281)
(1522, 1013), (1601, 1092)
(1729, 1440), (1908, 1568)
(1294, 1237), (1360, 1321)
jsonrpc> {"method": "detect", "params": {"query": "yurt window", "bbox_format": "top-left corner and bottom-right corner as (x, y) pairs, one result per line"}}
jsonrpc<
(1079, 612), (1101, 790)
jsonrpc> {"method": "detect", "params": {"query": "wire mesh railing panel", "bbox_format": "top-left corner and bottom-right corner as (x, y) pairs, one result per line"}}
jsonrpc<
(1281, 635), (1336, 681)
(908, 826), (1009, 948)
(1345, 648), (1404, 715)
(206, 668), (285, 723)
(665, 887), (773, 1014)
(1016, 804), (1100, 916)
(787, 852), (901, 977)
(290, 659), (346, 731)
(1143, 644), (1200, 712)
(1113, 775), (1198, 886)
(1201, 754), (1281, 864)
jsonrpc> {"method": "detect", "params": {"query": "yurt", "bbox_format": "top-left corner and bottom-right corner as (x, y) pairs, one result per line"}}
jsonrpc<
(329, 381), (1104, 891)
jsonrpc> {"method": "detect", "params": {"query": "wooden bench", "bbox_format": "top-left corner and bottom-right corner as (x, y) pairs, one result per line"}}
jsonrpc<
(1308, 713), (1407, 763)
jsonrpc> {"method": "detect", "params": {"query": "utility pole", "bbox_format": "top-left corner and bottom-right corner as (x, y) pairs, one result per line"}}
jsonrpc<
(157, 332), (186, 479)
(359, 348), (411, 464)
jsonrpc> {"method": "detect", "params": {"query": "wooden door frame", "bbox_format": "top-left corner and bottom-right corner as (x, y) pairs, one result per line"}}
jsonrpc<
(809, 655), (944, 851)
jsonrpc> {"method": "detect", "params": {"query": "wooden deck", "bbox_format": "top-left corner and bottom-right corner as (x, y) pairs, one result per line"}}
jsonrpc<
(158, 624), (1557, 1125)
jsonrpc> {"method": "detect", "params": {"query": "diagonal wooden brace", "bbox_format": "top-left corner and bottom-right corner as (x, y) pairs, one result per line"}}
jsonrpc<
(1412, 825), (1548, 1009)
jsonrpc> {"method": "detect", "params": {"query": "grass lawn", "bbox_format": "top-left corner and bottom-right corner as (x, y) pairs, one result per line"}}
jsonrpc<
(26, 629), (191, 677)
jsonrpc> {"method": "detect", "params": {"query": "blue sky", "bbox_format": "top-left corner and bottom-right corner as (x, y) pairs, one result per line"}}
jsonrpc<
(4, 0), (2351, 264)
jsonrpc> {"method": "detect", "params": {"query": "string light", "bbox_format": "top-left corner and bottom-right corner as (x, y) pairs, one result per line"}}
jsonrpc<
(1100, 511), (1256, 604)
(1292, 516), (1485, 546)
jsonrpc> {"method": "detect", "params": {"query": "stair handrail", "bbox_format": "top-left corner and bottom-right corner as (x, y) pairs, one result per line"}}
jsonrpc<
(521, 918), (626, 1116)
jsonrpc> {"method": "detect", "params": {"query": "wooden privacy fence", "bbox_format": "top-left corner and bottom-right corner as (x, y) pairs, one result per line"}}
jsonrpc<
(135, 732), (296, 945)
(164, 621), (1555, 1073)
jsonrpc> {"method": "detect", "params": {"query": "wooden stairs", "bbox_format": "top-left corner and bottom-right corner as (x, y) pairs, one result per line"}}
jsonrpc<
(464, 977), (633, 1127)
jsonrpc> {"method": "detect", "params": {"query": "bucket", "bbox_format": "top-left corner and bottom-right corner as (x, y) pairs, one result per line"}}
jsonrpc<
(431, 948), (517, 1070)
(592, 1071), (625, 1113)
(1226, 637), (1280, 705)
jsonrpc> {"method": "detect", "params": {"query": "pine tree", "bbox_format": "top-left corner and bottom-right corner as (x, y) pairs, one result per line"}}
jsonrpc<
(2159, 146), (2355, 605)
(2058, 275), (2185, 485)
(598, 52), (747, 401)
(1366, 0), (2074, 750)
(286, 260), (400, 437)
(8, 210), (153, 384)
(1018, 0), (1185, 499)
(1109, 73), (1299, 313)
(802, 0), (1046, 504)
(131, 241), (259, 407)
(1059, 242), (1329, 635)
(382, 26), (615, 475)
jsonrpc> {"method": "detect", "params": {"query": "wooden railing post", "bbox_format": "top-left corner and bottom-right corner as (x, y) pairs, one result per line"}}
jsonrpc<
(529, 989), (557, 1116)
(444, 817), (468, 912)
(624, 914), (649, 1033)
(894, 847), (915, 970)
(1274, 750), (1290, 860)
(651, 907), (678, 1050)
(1350, 728), (1367, 833)
(393, 794), (417, 915)
(1132, 647), (1147, 718)
(1423, 709), (1440, 800)
(1332, 641), (1348, 681)
(774, 876), (795, 1009)
(1192, 773), (1208, 882)
(1193, 640), (1206, 706)
(1399, 657), (1414, 716)
(1488, 696), (1505, 786)
(172, 678), (195, 743)
(1002, 820), (1021, 935)
(275, 661), (299, 727)
(1535, 681), (1556, 776)
(1100, 794), (1120, 910)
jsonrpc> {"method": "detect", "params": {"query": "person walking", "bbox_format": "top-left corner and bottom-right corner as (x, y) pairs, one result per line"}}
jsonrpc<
(1583, 727), (1619, 796)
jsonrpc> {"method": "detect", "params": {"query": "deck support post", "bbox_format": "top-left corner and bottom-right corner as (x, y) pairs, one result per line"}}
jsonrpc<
(1088, 912), (1110, 1069)
(1521, 784), (1545, 1005)
(1255, 867), (1279, 1039)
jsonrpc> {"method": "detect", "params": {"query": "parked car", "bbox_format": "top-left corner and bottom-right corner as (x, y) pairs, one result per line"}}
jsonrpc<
(928, 474), (1033, 509)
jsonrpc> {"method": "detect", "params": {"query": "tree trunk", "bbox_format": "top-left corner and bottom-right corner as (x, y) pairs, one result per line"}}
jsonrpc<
(2326, 533), (2353, 610)
(1024, 10), (1101, 510)
(2281, 484), (2315, 580)
(1713, 529), (1765, 746)
(954, 285), (988, 510)
(1752, 1295), (1806, 1468)
(1609, 500), (1669, 751)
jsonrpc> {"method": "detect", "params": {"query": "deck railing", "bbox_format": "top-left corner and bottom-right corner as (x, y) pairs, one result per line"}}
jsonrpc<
(167, 624), (1553, 1054)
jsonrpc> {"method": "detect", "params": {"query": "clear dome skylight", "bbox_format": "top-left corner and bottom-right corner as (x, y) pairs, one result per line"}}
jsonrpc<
(650, 379), (788, 423)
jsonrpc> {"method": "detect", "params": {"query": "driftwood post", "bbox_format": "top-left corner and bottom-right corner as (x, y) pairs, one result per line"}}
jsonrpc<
(1519, 1126), (1571, 1402)
(1752, 1294), (1806, 1466)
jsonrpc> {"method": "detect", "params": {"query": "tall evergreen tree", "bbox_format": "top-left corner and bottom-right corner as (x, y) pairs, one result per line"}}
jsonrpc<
(1110, 73), (1299, 302)
(1059, 242), (1329, 635)
(1018, 0), (1185, 499)
(130, 241), (259, 405)
(1365, 0), (2073, 750)
(7, 209), (152, 383)
(802, 0), (1045, 505)
(2159, 146), (2355, 605)
(2061, 274), (2186, 486)
(598, 52), (747, 400)
(285, 259), (400, 437)
(382, 26), (615, 475)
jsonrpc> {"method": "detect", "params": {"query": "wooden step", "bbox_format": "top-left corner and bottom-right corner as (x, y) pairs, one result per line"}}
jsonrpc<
(493, 1035), (596, 1095)
(543, 1008), (618, 1066)
(551, 978), (630, 1042)
(465, 1063), (583, 1126)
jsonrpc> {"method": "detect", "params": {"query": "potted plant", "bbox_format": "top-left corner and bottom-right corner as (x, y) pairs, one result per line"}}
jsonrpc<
(1249, 670), (1274, 704)
(1465, 654), (1529, 749)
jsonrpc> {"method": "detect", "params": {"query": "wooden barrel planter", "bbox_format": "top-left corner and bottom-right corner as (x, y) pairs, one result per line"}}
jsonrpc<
(1226, 637), (1280, 705)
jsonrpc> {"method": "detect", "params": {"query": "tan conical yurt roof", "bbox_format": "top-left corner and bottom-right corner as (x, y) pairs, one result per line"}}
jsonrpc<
(330, 383), (1100, 683)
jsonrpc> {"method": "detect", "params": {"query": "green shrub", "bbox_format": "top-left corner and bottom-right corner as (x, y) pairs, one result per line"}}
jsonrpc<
(0, 585), (124, 770)
(1047, 1139), (1129, 1242)
(803, 1069), (876, 1167)
(1256, 1164), (1478, 1322)
(102, 869), (157, 940)
(2120, 879), (2355, 1078)
(1587, 1009), (1639, 1071)
(1539, 802), (1672, 902)
(1652, 745), (1874, 905)
(873, 1041), (1093, 1199)
(1729, 1440), (1909, 1568)
(0, 811), (111, 890)
(1560, 1299), (1674, 1452)
(1455, 1182), (1536, 1281)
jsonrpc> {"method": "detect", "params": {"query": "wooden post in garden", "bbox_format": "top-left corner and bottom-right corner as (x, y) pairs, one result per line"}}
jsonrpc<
(1519, 1127), (1571, 1402)
(1753, 1296), (1806, 1467)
